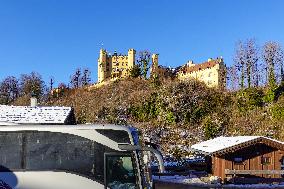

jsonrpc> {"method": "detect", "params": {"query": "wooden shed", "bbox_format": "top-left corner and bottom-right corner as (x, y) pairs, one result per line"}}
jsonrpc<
(192, 136), (284, 183)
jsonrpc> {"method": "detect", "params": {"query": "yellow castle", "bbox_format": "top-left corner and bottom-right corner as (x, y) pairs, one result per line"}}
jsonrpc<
(97, 48), (136, 83)
(97, 48), (159, 83)
(177, 57), (226, 89)
(95, 48), (226, 89)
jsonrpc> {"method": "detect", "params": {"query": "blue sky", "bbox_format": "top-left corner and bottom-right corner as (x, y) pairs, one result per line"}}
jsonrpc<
(1, 0), (284, 86)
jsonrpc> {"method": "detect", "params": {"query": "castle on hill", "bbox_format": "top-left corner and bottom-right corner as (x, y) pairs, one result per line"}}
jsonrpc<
(97, 48), (158, 83)
(176, 57), (226, 89)
(95, 48), (226, 89)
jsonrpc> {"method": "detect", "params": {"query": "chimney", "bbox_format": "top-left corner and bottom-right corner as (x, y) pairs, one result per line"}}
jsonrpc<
(30, 93), (38, 107)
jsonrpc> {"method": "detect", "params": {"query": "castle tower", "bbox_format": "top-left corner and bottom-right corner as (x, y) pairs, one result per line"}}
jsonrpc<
(127, 49), (136, 68)
(98, 49), (107, 83)
(186, 60), (195, 67)
(152, 54), (159, 69)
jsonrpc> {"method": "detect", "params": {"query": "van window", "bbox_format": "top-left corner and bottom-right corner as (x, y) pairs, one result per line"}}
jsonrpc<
(0, 132), (22, 170)
(96, 129), (130, 143)
(26, 132), (95, 177)
(0, 131), (123, 184)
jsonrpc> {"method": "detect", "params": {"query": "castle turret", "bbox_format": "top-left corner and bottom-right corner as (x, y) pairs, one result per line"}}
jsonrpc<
(128, 49), (136, 68)
(152, 54), (159, 69)
(186, 60), (195, 67)
(98, 49), (107, 83)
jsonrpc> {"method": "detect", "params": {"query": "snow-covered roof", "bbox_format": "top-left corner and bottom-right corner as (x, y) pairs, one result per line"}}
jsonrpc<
(191, 136), (284, 155)
(0, 105), (75, 125)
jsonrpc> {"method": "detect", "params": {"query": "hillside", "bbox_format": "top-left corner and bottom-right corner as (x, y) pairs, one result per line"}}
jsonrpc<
(12, 77), (284, 157)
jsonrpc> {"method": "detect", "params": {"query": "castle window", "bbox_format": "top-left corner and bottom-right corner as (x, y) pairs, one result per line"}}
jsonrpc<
(122, 63), (124, 66)
(208, 72), (212, 77)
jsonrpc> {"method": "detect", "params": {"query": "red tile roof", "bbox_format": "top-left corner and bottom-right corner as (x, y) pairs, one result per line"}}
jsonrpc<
(179, 59), (220, 74)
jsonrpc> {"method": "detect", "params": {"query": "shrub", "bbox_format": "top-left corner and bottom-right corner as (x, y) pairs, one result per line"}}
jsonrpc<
(270, 103), (284, 120)
(263, 88), (276, 103)
(128, 93), (160, 122)
(203, 117), (221, 140)
(236, 88), (264, 112)
(165, 111), (176, 124)
(203, 114), (227, 140)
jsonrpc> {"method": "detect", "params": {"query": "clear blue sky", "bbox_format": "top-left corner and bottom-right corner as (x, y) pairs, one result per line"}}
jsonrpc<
(1, 0), (284, 86)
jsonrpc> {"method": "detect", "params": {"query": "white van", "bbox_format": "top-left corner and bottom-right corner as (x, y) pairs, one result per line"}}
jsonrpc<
(0, 124), (164, 189)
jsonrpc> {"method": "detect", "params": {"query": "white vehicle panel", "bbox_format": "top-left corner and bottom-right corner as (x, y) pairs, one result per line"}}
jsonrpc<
(0, 171), (104, 189)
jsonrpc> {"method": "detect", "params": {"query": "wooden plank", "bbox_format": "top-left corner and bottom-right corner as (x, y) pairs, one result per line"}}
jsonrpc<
(228, 177), (284, 184)
(225, 169), (284, 175)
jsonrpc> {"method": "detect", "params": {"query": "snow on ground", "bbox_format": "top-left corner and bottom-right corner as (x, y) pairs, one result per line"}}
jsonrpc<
(154, 175), (284, 188)
(153, 174), (204, 184)
(224, 184), (284, 188)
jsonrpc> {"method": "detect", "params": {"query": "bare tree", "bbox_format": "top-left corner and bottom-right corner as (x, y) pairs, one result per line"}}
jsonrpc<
(246, 39), (259, 87)
(234, 41), (246, 89)
(232, 65), (239, 90)
(70, 68), (81, 88)
(49, 76), (55, 91)
(81, 68), (91, 86)
(234, 39), (259, 88)
(227, 65), (238, 91)
(262, 41), (284, 88)
(20, 72), (45, 99)
(137, 50), (151, 79)
(0, 76), (19, 104)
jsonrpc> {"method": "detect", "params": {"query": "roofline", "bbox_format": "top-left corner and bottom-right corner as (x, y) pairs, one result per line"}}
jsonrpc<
(0, 105), (72, 108)
(0, 124), (138, 150)
(212, 136), (284, 156)
(0, 123), (136, 132)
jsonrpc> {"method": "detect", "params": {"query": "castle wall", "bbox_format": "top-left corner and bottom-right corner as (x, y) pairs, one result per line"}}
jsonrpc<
(177, 59), (226, 89)
(178, 64), (220, 87)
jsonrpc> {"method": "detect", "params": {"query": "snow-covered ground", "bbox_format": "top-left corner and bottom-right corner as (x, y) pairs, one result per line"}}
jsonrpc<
(153, 174), (204, 184)
(153, 174), (284, 188)
(151, 155), (205, 168)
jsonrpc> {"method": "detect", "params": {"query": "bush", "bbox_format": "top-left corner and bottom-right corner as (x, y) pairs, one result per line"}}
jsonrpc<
(270, 103), (284, 120)
(165, 111), (176, 124)
(128, 93), (160, 121)
(203, 114), (227, 140)
(263, 88), (276, 103)
(236, 88), (264, 112)
(203, 117), (221, 140)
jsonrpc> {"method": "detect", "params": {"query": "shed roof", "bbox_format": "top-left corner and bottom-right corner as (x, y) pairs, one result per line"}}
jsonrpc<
(0, 105), (75, 125)
(191, 136), (284, 156)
